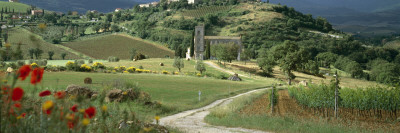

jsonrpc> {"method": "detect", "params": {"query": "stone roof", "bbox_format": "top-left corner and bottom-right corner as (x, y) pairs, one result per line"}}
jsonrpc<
(204, 36), (241, 40)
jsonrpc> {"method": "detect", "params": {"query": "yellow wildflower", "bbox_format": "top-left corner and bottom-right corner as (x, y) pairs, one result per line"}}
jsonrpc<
(122, 91), (128, 95)
(143, 127), (152, 132)
(155, 116), (160, 121)
(42, 101), (54, 111)
(82, 118), (90, 126)
(102, 105), (107, 112)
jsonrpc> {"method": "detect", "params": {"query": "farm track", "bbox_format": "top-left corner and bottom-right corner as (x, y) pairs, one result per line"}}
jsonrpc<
(159, 88), (271, 133)
(204, 61), (249, 78)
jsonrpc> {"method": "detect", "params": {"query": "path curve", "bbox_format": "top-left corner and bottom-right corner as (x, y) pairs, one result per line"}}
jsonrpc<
(204, 61), (249, 78)
(159, 88), (271, 133)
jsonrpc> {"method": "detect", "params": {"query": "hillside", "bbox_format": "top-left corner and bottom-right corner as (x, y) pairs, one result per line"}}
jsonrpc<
(7, 28), (81, 60)
(0, 1), (31, 13)
(0, 0), (139, 13)
(64, 34), (174, 59)
(268, 0), (400, 36)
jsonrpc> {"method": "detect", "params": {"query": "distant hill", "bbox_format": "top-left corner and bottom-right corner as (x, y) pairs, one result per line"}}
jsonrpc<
(267, 0), (400, 36)
(0, 1), (31, 13)
(0, 0), (140, 13)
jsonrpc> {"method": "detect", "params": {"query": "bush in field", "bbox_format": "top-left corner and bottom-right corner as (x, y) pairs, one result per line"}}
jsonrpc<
(48, 51), (55, 60)
(173, 57), (184, 72)
(108, 56), (120, 62)
(61, 53), (67, 60)
(66, 61), (77, 70)
(127, 67), (136, 73)
(74, 59), (85, 66)
(80, 64), (92, 72)
(195, 60), (206, 74)
(134, 53), (145, 61)
(92, 62), (105, 70)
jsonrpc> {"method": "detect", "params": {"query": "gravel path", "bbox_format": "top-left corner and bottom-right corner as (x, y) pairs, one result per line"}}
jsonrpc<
(204, 61), (250, 78)
(159, 88), (271, 133)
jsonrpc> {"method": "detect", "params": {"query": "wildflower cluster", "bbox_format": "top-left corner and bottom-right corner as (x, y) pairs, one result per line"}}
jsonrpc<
(162, 70), (169, 74)
(80, 64), (92, 72)
(31, 63), (38, 68)
(1, 65), (101, 132)
(92, 62), (105, 69)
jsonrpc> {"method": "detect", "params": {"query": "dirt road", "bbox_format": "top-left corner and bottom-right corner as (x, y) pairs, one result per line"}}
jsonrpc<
(159, 88), (270, 133)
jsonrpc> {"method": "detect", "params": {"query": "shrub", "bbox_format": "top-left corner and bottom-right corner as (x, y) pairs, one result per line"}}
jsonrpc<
(17, 60), (25, 67)
(75, 59), (85, 66)
(162, 70), (169, 74)
(108, 56), (120, 62)
(127, 67), (136, 73)
(66, 61), (77, 70)
(80, 64), (92, 72)
(134, 53), (146, 60)
(92, 62), (105, 70)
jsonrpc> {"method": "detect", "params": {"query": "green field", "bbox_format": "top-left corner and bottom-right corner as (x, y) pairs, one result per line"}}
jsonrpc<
(0, 1), (31, 13)
(12, 71), (269, 115)
(7, 28), (81, 60)
(64, 34), (175, 59)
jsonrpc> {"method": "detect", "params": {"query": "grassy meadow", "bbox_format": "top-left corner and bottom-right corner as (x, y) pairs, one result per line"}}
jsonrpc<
(218, 60), (383, 88)
(7, 28), (81, 59)
(64, 34), (175, 59)
(11, 71), (269, 116)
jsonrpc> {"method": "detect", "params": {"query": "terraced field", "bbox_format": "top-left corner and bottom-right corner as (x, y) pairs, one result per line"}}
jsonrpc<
(64, 34), (174, 59)
(181, 6), (231, 18)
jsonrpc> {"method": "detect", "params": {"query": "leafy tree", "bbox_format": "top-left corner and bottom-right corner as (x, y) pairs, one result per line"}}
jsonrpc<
(173, 57), (184, 72)
(48, 51), (55, 60)
(345, 61), (364, 78)
(28, 48), (35, 59)
(34, 48), (43, 59)
(12, 43), (24, 60)
(61, 53), (67, 60)
(105, 14), (113, 22)
(258, 40), (310, 85)
(241, 48), (254, 65)
(92, 25), (101, 33)
(371, 62), (400, 84)
(303, 60), (319, 75)
(257, 48), (276, 75)
(212, 43), (240, 63)
(195, 60), (206, 74)
(316, 52), (339, 68)
(111, 25), (120, 32)
(130, 48), (137, 60)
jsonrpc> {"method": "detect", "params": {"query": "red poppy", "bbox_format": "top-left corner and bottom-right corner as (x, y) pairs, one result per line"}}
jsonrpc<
(84, 107), (96, 119)
(18, 65), (31, 81)
(70, 105), (78, 112)
(39, 90), (51, 97)
(54, 91), (66, 99)
(14, 103), (21, 108)
(21, 113), (26, 118)
(11, 87), (24, 101)
(67, 121), (75, 129)
(45, 109), (52, 115)
(30, 67), (44, 85)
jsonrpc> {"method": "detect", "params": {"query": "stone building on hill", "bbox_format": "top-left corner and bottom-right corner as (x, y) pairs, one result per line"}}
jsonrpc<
(193, 25), (242, 60)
